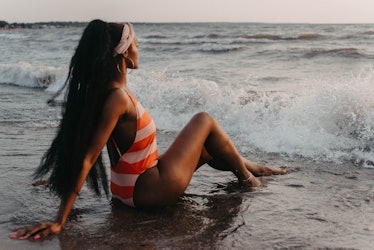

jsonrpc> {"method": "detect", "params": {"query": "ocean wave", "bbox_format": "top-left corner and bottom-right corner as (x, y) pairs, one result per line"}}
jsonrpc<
(242, 33), (322, 41)
(127, 68), (374, 168)
(0, 62), (63, 88)
(143, 33), (324, 47)
(143, 39), (201, 46)
(144, 35), (169, 39)
(362, 31), (374, 35)
(304, 48), (370, 59)
(242, 34), (281, 40)
(199, 43), (244, 53)
(207, 33), (221, 39)
(236, 71), (374, 167)
(191, 33), (323, 41)
(143, 40), (243, 52)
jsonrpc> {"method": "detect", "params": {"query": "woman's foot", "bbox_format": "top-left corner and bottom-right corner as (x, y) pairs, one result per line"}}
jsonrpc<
(240, 174), (261, 188)
(269, 166), (288, 175)
(243, 158), (289, 177)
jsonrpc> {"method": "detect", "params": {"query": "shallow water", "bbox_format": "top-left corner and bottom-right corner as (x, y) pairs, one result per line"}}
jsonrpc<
(2, 153), (373, 249)
(0, 85), (373, 249)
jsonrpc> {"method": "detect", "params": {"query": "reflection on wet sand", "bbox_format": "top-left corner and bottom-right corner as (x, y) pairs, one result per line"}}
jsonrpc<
(59, 185), (244, 249)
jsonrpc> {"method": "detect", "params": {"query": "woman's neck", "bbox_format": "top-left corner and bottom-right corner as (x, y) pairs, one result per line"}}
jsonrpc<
(119, 71), (127, 85)
(111, 74), (127, 90)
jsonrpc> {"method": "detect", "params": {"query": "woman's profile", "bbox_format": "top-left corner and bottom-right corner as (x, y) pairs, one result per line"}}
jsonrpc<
(11, 19), (287, 240)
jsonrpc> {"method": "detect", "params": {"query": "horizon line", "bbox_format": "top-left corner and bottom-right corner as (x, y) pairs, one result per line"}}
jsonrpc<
(2, 20), (374, 25)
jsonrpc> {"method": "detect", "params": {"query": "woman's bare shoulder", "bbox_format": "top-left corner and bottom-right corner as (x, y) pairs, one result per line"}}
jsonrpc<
(103, 88), (132, 115)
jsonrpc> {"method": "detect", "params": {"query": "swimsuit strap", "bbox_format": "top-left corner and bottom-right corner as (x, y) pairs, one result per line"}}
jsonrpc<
(111, 136), (123, 157)
(120, 88), (137, 107)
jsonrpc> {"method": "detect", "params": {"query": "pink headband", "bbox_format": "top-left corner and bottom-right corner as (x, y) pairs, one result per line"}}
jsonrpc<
(114, 22), (135, 56)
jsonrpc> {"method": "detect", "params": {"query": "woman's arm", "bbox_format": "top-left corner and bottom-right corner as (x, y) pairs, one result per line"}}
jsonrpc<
(11, 89), (130, 240)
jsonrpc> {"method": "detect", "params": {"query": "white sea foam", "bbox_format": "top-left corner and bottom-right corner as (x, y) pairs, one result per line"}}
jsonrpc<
(128, 68), (374, 167)
(0, 62), (66, 88)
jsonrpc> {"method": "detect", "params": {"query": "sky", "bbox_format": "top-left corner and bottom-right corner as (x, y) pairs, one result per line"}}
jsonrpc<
(1, 0), (374, 24)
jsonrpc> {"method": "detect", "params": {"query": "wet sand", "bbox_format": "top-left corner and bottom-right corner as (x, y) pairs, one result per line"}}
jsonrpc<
(1, 130), (373, 249)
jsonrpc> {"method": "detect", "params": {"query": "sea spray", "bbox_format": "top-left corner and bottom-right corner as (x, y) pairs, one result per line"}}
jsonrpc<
(128, 68), (374, 167)
(237, 71), (374, 166)
(0, 62), (65, 88)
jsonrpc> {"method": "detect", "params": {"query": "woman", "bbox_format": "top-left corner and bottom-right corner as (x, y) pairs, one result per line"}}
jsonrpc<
(11, 20), (287, 240)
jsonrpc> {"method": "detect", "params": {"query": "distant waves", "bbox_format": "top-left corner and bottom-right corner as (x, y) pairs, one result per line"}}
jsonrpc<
(0, 62), (64, 89)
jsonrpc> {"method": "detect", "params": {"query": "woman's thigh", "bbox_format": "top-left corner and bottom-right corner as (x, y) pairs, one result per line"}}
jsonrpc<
(134, 112), (216, 207)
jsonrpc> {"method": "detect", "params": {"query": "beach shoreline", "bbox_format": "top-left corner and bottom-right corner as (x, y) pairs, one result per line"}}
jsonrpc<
(1, 22), (374, 249)
(1, 131), (373, 249)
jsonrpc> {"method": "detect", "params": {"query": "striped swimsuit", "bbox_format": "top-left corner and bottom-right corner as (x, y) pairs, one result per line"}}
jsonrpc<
(110, 91), (158, 207)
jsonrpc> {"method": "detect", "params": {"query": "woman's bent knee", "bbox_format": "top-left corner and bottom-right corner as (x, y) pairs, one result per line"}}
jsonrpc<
(191, 112), (214, 125)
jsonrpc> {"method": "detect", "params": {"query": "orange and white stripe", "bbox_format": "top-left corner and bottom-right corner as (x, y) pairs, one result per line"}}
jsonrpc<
(110, 93), (158, 207)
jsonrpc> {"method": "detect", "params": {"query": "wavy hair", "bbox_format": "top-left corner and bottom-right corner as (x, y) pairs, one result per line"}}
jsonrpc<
(34, 20), (125, 198)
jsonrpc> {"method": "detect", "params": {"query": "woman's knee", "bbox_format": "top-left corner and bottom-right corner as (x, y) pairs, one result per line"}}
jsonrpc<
(191, 112), (215, 125)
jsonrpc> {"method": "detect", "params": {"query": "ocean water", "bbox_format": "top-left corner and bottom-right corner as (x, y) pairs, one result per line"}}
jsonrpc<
(1, 23), (373, 167)
(1, 23), (373, 249)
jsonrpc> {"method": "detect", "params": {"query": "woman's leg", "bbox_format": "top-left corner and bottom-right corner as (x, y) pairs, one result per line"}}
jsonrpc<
(134, 112), (259, 207)
(241, 158), (288, 176)
(207, 157), (288, 176)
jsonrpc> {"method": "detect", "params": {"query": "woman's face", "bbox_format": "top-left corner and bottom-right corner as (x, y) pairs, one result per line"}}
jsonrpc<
(125, 37), (139, 69)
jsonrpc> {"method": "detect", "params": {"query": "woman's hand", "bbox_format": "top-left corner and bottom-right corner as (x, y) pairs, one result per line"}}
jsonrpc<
(10, 222), (62, 240)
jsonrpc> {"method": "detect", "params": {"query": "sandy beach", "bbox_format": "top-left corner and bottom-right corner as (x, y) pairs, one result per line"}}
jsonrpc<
(1, 129), (373, 250)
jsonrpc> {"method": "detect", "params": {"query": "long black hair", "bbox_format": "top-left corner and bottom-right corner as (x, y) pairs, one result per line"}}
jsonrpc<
(34, 20), (125, 198)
